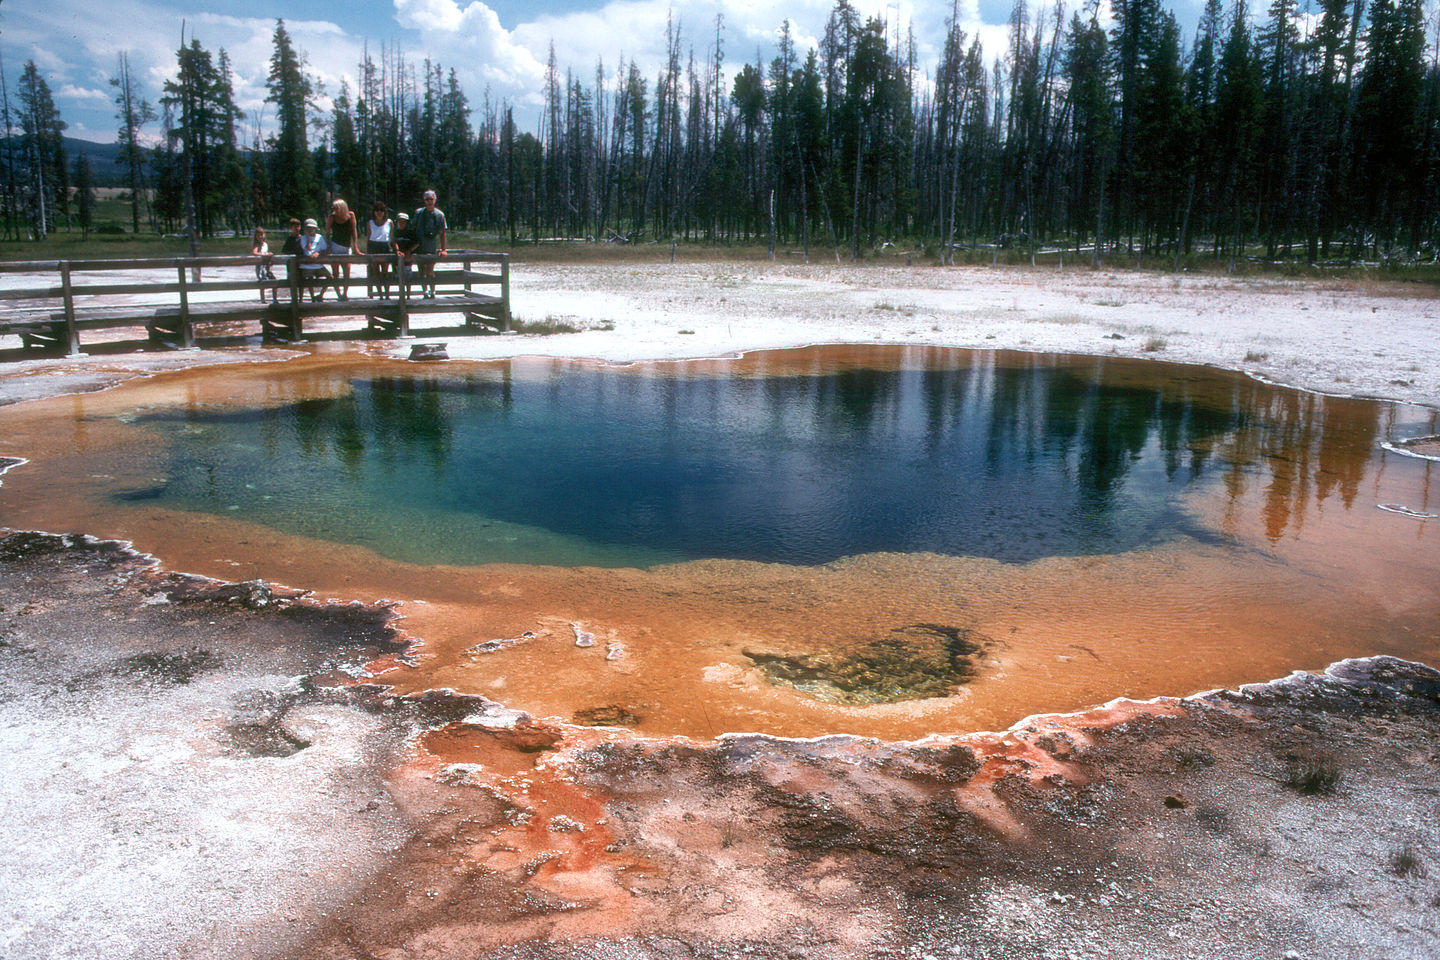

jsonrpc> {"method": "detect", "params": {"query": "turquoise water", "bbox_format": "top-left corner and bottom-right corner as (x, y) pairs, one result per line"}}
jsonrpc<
(113, 349), (1405, 568)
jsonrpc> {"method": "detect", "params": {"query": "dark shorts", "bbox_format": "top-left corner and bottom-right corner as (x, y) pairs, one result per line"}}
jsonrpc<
(367, 239), (393, 255)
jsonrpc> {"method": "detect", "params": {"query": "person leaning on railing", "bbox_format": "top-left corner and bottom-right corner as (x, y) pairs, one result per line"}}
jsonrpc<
(393, 211), (418, 294)
(366, 201), (394, 299)
(251, 227), (277, 303)
(280, 218), (303, 302)
(298, 218), (330, 302)
(325, 199), (359, 302)
(413, 189), (447, 299)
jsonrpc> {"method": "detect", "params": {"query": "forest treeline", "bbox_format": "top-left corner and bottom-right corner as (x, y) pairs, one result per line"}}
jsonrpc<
(3, 0), (1439, 264)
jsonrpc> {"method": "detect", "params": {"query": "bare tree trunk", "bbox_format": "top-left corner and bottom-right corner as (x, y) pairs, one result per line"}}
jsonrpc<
(851, 128), (863, 261)
(798, 157), (809, 264)
(1174, 172), (1196, 273)
(764, 188), (774, 259)
(32, 139), (46, 240)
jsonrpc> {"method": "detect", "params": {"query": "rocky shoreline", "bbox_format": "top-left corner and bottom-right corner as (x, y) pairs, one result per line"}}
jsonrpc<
(2, 528), (1436, 960)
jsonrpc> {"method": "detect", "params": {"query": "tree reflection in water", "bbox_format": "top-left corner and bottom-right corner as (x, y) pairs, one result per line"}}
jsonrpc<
(127, 347), (1427, 568)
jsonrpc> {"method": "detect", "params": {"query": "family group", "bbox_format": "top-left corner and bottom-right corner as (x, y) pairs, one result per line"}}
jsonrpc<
(251, 190), (449, 303)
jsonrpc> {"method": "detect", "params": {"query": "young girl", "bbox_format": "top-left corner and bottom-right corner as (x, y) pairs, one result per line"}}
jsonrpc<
(325, 199), (358, 300)
(251, 227), (276, 302)
(366, 201), (393, 298)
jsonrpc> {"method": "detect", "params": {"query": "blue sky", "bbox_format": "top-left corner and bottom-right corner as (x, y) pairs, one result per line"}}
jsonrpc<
(1, 0), (1212, 144)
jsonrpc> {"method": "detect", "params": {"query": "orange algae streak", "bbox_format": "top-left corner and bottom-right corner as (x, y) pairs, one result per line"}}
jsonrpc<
(409, 719), (650, 928)
(0, 351), (1437, 743)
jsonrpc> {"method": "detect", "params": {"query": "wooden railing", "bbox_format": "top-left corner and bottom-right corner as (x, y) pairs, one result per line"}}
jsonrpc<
(0, 250), (510, 356)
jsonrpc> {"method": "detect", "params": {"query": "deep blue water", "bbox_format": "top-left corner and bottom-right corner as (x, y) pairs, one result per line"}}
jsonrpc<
(114, 349), (1390, 568)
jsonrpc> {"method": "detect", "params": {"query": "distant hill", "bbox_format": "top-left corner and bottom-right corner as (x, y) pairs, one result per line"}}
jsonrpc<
(64, 137), (124, 176)
(2, 137), (128, 187)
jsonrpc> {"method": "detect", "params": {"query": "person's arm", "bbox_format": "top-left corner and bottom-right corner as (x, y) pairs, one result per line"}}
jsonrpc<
(439, 212), (447, 256)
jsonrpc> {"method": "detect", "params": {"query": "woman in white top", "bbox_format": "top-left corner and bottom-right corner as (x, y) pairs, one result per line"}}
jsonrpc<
(298, 218), (330, 302)
(366, 201), (394, 298)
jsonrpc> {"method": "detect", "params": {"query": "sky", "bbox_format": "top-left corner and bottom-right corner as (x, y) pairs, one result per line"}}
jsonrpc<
(0, 0), (1207, 145)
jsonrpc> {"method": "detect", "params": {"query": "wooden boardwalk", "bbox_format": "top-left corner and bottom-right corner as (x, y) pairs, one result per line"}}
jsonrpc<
(0, 251), (510, 356)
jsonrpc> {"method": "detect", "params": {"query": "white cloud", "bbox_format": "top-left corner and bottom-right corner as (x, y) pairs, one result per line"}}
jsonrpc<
(66, 120), (113, 142)
(479, 0), (960, 129)
(393, 0), (547, 93)
(3, 0), (371, 145)
(7, 0), (1076, 144)
(56, 84), (111, 105)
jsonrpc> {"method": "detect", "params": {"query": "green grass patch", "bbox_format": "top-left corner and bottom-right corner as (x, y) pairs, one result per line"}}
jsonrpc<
(511, 315), (582, 335)
(1284, 752), (1343, 796)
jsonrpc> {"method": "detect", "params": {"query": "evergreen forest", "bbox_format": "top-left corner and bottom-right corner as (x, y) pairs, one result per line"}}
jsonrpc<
(3, 0), (1440, 267)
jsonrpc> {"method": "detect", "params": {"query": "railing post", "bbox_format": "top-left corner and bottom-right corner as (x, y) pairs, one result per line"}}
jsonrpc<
(395, 252), (410, 338)
(59, 261), (82, 356)
(288, 254), (302, 340)
(175, 263), (195, 348)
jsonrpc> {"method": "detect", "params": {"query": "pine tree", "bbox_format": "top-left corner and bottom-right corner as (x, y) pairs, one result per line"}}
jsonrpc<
(1066, 6), (1114, 262)
(1215, 0), (1264, 267)
(213, 50), (248, 232)
(266, 20), (318, 218)
(731, 62), (765, 239)
(332, 82), (361, 204)
(1354, 0), (1427, 253)
(111, 52), (156, 235)
(151, 102), (184, 233)
(0, 53), (22, 241)
(17, 60), (66, 239)
(161, 37), (244, 237)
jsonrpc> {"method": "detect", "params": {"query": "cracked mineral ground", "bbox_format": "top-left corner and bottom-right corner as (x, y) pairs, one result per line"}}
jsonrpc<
(2, 531), (1438, 960)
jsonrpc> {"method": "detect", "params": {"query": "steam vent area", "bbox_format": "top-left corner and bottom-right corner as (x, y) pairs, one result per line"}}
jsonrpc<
(2, 279), (1439, 959)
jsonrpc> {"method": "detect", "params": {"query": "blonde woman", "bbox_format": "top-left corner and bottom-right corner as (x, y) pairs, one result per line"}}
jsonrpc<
(325, 199), (359, 301)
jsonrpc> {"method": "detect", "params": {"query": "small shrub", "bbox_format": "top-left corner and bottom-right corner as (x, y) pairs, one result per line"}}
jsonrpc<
(1391, 843), (1427, 878)
(512, 315), (581, 335)
(1244, 350), (1268, 363)
(1143, 336), (1167, 352)
(1174, 746), (1215, 769)
(1285, 753), (1342, 796)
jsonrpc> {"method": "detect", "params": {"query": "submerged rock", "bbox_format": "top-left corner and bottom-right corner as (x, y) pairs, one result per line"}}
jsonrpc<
(744, 622), (990, 703)
(408, 342), (449, 362)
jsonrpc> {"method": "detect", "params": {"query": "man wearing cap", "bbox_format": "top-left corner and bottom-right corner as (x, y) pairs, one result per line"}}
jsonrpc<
(298, 218), (330, 302)
(393, 211), (418, 295)
(412, 190), (447, 299)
